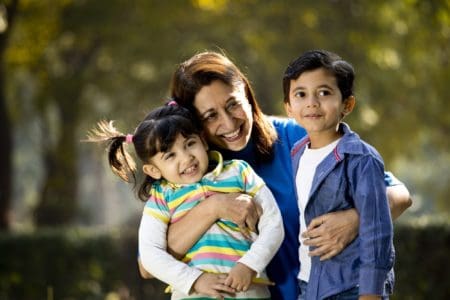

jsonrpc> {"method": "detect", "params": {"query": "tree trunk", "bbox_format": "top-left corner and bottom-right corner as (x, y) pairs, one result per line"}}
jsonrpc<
(0, 0), (19, 231)
(34, 39), (100, 226)
(34, 92), (80, 226)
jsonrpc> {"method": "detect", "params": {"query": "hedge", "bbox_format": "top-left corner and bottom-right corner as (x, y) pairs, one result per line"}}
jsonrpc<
(0, 223), (448, 299)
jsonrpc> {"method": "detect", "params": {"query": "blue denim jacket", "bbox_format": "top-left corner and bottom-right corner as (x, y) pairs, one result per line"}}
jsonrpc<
(291, 123), (395, 299)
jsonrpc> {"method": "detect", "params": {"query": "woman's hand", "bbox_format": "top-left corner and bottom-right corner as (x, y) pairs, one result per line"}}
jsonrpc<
(214, 193), (262, 234)
(301, 209), (359, 261)
(167, 192), (261, 258)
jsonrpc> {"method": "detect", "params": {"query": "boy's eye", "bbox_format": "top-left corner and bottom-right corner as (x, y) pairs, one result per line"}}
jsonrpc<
(318, 90), (331, 96)
(294, 91), (306, 98)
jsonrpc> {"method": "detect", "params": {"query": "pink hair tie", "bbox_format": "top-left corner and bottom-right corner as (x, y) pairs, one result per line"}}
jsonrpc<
(125, 134), (133, 144)
(168, 100), (178, 106)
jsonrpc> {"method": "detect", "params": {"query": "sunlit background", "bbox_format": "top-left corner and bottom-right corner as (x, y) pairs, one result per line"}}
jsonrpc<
(1, 0), (449, 299)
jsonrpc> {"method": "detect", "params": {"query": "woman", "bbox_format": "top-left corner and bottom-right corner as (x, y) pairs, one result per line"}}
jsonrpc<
(146, 51), (412, 299)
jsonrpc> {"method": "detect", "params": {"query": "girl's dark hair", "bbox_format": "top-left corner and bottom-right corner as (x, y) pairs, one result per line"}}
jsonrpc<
(170, 51), (277, 162)
(87, 103), (202, 201)
(282, 49), (355, 103)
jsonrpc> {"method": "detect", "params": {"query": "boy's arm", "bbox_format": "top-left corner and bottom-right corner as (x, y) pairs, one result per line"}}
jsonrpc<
(353, 157), (394, 297)
(237, 185), (285, 275)
(302, 172), (411, 260)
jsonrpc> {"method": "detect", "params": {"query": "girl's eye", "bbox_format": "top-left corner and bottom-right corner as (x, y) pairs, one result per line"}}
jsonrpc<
(163, 153), (174, 160)
(186, 139), (197, 147)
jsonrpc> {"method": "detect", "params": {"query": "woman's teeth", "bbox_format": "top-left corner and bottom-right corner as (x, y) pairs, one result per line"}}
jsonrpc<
(223, 128), (240, 139)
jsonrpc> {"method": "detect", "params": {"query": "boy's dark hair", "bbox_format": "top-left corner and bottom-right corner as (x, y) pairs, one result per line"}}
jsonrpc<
(87, 103), (203, 201)
(282, 49), (355, 103)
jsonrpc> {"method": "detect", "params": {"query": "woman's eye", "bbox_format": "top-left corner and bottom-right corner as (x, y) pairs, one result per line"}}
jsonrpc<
(203, 113), (217, 122)
(226, 100), (240, 111)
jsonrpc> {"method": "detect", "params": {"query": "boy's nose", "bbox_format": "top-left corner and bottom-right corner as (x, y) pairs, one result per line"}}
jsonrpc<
(306, 96), (319, 107)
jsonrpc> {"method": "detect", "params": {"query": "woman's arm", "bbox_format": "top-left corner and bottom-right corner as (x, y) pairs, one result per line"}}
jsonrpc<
(302, 183), (412, 260)
(167, 192), (262, 258)
(386, 184), (412, 219)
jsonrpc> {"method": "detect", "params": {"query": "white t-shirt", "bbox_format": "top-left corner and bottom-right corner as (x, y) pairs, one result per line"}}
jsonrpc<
(296, 139), (341, 282)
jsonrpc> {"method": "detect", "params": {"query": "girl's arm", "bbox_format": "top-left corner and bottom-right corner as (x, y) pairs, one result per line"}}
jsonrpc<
(138, 213), (202, 294)
(167, 192), (261, 258)
(139, 213), (236, 296)
(234, 185), (284, 274)
(224, 185), (284, 291)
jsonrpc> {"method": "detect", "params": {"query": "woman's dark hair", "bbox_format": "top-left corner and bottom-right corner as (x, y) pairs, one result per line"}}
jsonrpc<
(170, 51), (277, 162)
(87, 103), (202, 201)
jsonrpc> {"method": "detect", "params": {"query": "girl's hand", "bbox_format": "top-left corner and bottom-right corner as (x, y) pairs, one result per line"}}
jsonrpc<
(192, 273), (236, 299)
(224, 263), (256, 292)
(302, 209), (359, 260)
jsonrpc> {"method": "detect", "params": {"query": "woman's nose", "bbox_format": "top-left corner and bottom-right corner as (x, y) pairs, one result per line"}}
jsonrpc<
(219, 111), (235, 131)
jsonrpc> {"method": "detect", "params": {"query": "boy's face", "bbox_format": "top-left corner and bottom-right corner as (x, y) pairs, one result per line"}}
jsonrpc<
(143, 133), (209, 185)
(284, 68), (354, 139)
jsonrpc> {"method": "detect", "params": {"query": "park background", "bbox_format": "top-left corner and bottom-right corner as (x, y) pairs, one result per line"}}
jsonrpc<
(0, 0), (449, 299)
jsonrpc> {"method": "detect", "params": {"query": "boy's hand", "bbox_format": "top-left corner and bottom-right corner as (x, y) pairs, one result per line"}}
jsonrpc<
(224, 262), (256, 292)
(192, 273), (236, 299)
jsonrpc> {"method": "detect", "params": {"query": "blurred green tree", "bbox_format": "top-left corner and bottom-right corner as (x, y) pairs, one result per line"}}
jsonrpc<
(3, 0), (449, 227)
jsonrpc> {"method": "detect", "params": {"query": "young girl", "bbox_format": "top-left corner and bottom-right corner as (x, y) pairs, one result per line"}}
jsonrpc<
(88, 102), (284, 299)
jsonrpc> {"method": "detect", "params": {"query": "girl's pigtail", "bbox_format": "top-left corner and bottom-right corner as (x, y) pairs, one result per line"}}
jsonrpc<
(86, 120), (137, 183)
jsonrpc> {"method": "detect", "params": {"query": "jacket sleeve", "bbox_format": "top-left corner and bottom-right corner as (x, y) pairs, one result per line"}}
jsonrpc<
(351, 156), (394, 296)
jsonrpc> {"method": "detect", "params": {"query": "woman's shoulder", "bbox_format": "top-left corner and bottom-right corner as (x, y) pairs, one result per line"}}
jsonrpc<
(267, 115), (307, 146)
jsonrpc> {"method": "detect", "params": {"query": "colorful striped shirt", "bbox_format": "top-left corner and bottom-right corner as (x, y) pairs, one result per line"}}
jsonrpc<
(142, 151), (276, 299)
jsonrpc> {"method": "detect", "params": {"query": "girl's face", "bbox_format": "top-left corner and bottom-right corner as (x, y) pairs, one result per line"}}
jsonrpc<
(284, 68), (354, 148)
(193, 80), (253, 151)
(143, 133), (209, 184)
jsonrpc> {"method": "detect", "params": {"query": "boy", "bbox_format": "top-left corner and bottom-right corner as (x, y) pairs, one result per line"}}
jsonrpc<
(283, 50), (394, 299)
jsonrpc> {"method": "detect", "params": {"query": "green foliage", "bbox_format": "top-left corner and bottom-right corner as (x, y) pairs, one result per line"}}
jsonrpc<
(4, 0), (450, 223)
(0, 225), (449, 299)
(0, 227), (168, 299)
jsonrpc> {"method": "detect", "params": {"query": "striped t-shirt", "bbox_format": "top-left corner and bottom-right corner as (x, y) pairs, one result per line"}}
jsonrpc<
(144, 151), (265, 274)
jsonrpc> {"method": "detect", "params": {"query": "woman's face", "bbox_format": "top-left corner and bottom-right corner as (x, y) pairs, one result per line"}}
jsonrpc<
(193, 80), (253, 151)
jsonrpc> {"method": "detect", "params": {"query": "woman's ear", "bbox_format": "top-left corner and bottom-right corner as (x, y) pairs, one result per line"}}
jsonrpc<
(342, 96), (356, 117)
(142, 163), (162, 180)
